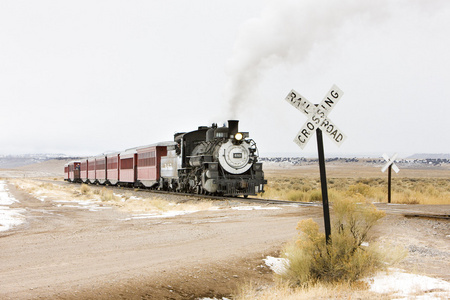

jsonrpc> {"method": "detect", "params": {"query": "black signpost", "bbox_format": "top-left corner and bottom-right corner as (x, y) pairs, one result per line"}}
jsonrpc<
(284, 85), (346, 244)
(316, 128), (331, 242)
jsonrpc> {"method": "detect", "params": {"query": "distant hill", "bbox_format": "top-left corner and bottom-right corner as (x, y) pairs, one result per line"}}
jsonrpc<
(0, 154), (79, 169)
(407, 153), (450, 159)
(15, 159), (74, 175)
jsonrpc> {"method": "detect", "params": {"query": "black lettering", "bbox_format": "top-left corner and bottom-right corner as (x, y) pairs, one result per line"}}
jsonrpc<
(312, 115), (321, 124)
(330, 90), (339, 98)
(335, 134), (343, 142)
(306, 122), (315, 131)
(303, 102), (311, 115)
(288, 92), (297, 103)
(298, 134), (306, 143)
(321, 119), (330, 128)
(330, 129), (338, 139)
(324, 97), (334, 108)
(326, 124), (334, 134)
(297, 99), (306, 109)
(316, 110), (325, 118)
(301, 129), (310, 139)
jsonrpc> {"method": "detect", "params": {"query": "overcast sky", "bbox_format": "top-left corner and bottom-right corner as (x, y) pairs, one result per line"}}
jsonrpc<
(1, 0), (449, 157)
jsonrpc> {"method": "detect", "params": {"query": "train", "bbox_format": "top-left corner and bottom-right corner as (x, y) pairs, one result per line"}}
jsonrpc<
(64, 120), (267, 197)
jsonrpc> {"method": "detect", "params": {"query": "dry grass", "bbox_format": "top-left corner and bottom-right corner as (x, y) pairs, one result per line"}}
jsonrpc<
(80, 184), (91, 195)
(261, 176), (450, 205)
(234, 280), (387, 300)
(11, 179), (214, 215)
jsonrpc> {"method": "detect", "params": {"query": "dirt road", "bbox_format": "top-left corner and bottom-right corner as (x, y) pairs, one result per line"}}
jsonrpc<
(1, 181), (449, 299)
(0, 181), (323, 299)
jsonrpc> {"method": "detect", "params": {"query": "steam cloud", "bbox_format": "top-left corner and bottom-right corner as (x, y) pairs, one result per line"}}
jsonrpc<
(224, 0), (390, 118)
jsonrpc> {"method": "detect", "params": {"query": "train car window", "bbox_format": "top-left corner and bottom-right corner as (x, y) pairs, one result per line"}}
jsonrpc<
(138, 151), (156, 167)
(121, 158), (134, 169)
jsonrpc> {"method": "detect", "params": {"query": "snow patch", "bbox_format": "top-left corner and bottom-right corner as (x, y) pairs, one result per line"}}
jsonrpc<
(263, 256), (288, 275)
(54, 200), (112, 212)
(120, 210), (199, 220)
(366, 269), (450, 298)
(0, 180), (25, 232)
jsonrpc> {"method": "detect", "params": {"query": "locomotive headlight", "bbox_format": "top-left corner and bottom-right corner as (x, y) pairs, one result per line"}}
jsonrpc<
(234, 132), (243, 141)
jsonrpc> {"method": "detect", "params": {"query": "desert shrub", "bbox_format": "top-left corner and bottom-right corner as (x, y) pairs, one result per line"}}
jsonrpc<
(80, 184), (91, 195)
(396, 190), (420, 204)
(425, 185), (440, 197)
(100, 187), (121, 202)
(346, 183), (374, 198)
(308, 190), (322, 202)
(282, 195), (386, 285)
(356, 178), (372, 185)
(291, 183), (302, 191)
(39, 182), (53, 189)
(287, 190), (306, 202)
(301, 183), (313, 192)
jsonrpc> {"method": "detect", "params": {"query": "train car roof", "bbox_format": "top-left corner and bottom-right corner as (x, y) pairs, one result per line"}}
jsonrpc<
(119, 148), (137, 159)
(135, 141), (177, 150)
(64, 160), (81, 166)
(105, 151), (120, 157)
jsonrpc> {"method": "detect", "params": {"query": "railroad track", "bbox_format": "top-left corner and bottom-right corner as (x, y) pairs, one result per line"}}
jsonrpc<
(37, 179), (450, 220)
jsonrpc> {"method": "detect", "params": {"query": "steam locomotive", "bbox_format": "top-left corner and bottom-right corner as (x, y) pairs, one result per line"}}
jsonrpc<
(64, 120), (267, 197)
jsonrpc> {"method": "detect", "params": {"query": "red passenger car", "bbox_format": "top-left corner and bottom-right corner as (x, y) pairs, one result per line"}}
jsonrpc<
(136, 142), (176, 188)
(67, 161), (81, 182)
(64, 164), (69, 181)
(87, 157), (96, 184)
(80, 159), (89, 183)
(118, 148), (137, 186)
(95, 155), (107, 184)
(106, 152), (120, 185)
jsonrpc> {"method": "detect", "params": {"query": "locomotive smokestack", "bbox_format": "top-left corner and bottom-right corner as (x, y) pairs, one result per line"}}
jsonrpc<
(228, 120), (239, 137)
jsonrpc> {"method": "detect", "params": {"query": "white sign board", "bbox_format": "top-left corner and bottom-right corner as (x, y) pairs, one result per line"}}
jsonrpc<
(382, 153), (400, 173)
(285, 84), (346, 149)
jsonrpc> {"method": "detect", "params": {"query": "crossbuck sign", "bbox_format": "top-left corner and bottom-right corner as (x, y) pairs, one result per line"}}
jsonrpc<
(382, 153), (400, 173)
(285, 85), (346, 149)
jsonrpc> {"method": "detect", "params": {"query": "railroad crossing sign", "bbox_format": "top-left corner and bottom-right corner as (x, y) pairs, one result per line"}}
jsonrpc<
(382, 153), (400, 173)
(285, 84), (346, 149)
(283, 84), (346, 243)
(381, 153), (400, 203)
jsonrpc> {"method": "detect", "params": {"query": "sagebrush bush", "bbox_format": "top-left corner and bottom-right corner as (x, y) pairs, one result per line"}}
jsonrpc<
(287, 190), (306, 201)
(346, 183), (373, 198)
(100, 187), (121, 202)
(308, 190), (322, 202)
(80, 184), (91, 195)
(282, 195), (386, 285)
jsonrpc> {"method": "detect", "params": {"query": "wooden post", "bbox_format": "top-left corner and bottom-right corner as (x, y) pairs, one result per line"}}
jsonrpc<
(388, 164), (392, 203)
(316, 128), (331, 244)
